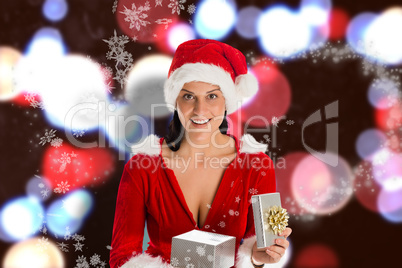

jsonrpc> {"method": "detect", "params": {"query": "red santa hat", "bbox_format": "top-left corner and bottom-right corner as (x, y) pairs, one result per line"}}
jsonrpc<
(164, 39), (259, 114)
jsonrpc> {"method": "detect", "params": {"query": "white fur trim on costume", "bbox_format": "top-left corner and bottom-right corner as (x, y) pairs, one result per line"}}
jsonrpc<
(130, 134), (161, 156)
(235, 235), (257, 268)
(239, 134), (268, 154)
(164, 63), (241, 115)
(119, 252), (172, 268)
(235, 73), (259, 99)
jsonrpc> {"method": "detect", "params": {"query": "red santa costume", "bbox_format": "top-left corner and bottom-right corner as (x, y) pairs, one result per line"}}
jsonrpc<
(109, 39), (277, 267)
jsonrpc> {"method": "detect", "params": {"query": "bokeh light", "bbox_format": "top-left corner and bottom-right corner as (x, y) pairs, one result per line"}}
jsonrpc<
(375, 100), (402, 131)
(194, 0), (236, 40)
(0, 46), (22, 101)
(355, 128), (387, 160)
(353, 161), (381, 212)
(258, 6), (312, 58)
(300, 0), (331, 27)
(235, 6), (262, 39)
(240, 60), (291, 127)
(46, 199), (82, 236)
(346, 12), (378, 54)
(26, 176), (52, 202)
(0, 197), (44, 241)
(291, 153), (354, 215)
(42, 143), (115, 190)
(42, 0), (68, 22)
(368, 78), (400, 109)
(378, 187), (402, 223)
(63, 189), (93, 219)
(125, 54), (173, 117)
(294, 243), (339, 268)
(167, 22), (195, 52)
(328, 8), (350, 40)
(372, 148), (402, 187)
(3, 237), (64, 268)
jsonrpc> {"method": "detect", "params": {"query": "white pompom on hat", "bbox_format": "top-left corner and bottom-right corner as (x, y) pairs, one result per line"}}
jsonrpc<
(164, 39), (259, 114)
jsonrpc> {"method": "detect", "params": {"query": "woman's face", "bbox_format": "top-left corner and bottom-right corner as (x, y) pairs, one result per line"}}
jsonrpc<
(176, 81), (226, 142)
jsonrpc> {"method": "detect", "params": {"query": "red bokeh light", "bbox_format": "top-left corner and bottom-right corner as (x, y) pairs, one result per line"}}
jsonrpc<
(375, 101), (402, 131)
(328, 8), (350, 40)
(294, 243), (339, 268)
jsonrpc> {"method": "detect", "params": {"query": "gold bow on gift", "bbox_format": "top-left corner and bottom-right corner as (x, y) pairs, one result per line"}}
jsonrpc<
(263, 205), (289, 235)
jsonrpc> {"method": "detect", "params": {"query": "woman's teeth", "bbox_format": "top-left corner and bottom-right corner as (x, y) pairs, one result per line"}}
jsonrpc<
(191, 119), (210, 124)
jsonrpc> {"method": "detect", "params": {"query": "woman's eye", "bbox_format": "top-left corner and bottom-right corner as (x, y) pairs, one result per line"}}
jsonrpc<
(183, 94), (193, 100)
(208, 94), (217, 99)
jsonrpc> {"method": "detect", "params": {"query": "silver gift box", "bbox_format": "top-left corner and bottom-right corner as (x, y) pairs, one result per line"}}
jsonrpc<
(251, 192), (284, 249)
(170, 229), (236, 268)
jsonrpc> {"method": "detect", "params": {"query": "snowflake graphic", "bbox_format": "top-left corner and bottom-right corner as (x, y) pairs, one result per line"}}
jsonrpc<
(249, 188), (258, 195)
(54, 181), (70, 194)
(263, 134), (271, 144)
(24, 93), (45, 109)
(218, 221), (225, 228)
(39, 225), (48, 235)
(168, 0), (186, 15)
(58, 151), (77, 173)
(75, 255), (89, 268)
(90, 254), (101, 266)
(155, 18), (173, 29)
(186, 263), (194, 268)
(228, 209), (234, 216)
(196, 245), (206, 256)
(36, 237), (49, 252)
(112, 0), (118, 13)
(171, 257), (179, 266)
(235, 211), (239, 216)
(120, 1), (151, 31)
(187, 3), (196, 15)
(72, 233), (86, 242)
(57, 242), (69, 252)
(103, 30), (133, 88)
(73, 128), (86, 137)
(64, 226), (71, 240)
(51, 137), (63, 148)
(40, 188), (50, 199)
(286, 119), (295, 125)
(235, 196), (241, 203)
(155, 0), (163, 7)
(74, 241), (84, 252)
(271, 116), (281, 127)
(39, 129), (56, 145)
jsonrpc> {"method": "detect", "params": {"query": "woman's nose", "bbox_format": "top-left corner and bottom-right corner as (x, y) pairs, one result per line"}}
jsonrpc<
(194, 99), (208, 115)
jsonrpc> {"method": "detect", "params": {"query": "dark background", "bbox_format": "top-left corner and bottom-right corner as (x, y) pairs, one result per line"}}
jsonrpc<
(1, 0), (401, 267)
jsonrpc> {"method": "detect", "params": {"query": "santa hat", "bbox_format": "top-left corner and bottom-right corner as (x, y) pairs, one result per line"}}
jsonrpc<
(164, 39), (259, 114)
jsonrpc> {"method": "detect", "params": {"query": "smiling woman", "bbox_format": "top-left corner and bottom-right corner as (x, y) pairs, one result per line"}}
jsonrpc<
(109, 39), (291, 268)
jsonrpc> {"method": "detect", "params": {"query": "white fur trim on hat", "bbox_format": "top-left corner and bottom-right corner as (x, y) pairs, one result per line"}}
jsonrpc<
(235, 235), (257, 268)
(164, 63), (258, 115)
(130, 134), (161, 156)
(119, 252), (172, 268)
(239, 134), (268, 154)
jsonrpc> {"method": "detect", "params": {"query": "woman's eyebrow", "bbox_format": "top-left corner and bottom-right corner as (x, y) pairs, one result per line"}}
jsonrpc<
(180, 88), (221, 94)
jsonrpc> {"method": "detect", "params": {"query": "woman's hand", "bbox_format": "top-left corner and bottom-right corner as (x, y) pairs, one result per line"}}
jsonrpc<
(251, 227), (292, 265)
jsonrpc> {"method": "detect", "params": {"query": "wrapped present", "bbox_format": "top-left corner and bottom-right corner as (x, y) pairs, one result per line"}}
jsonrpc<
(170, 229), (236, 268)
(251, 193), (289, 249)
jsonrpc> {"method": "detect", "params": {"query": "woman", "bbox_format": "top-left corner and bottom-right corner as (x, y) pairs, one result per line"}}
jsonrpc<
(110, 39), (291, 268)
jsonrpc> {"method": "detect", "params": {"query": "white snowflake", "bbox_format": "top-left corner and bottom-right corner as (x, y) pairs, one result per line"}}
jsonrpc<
(54, 181), (70, 194)
(103, 30), (133, 88)
(40, 188), (50, 199)
(249, 188), (258, 195)
(186, 264), (194, 268)
(261, 171), (266, 176)
(228, 209), (234, 216)
(75, 255), (89, 268)
(235, 196), (241, 203)
(36, 237), (49, 252)
(271, 116), (281, 127)
(50, 137), (63, 148)
(64, 226), (71, 240)
(168, 0), (186, 15)
(187, 3), (196, 15)
(39, 129), (56, 146)
(171, 257), (179, 266)
(196, 245), (206, 256)
(57, 242), (69, 252)
(112, 0), (118, 14)
(235, 211), (239, 216)
(90, 254), (101, 266)
(39, 225), (47, 234)
(218, 221), (225, 228)
(286, 119), (295, 125)
(24, 93), (45, 109)
(155, 0), (163, 7)
(184, 256), (191, 261)
(73, 128), (86, 137)
(72, 233), (86, 242)
(263, 134), (271, 143)
(120, 1), (151, 31)
(74, 241), (84, 252)
(155, 18), (173, 29)
(58, 151), (77, 173)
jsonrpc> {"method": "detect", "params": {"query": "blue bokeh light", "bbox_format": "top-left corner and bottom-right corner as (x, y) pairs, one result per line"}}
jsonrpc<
(43, 0), (68, 22)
